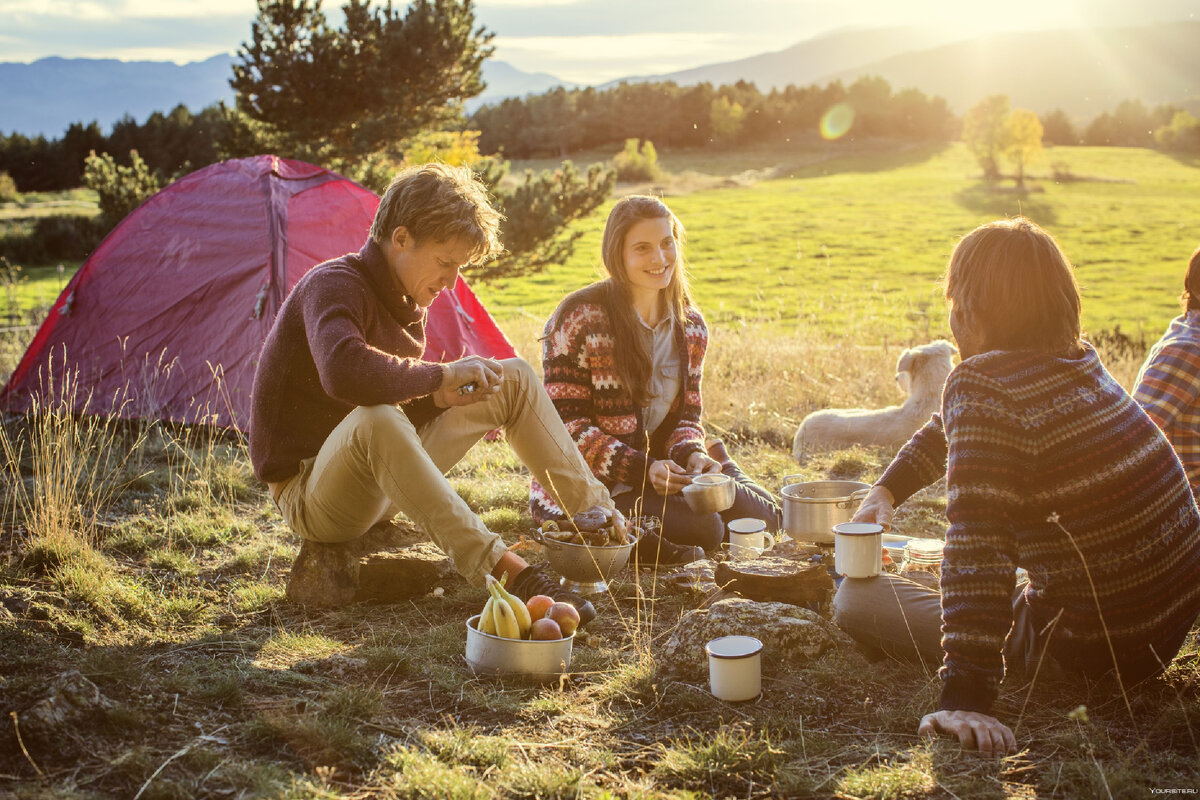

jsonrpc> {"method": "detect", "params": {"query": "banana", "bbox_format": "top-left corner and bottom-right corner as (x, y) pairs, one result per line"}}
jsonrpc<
(490, 586), (521, 639)
(488, 575), (532, 638)
(478, 596), (497, 635)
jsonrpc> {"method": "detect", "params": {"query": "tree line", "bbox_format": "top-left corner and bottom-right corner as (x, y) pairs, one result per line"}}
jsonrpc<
(468, 76), (959, 158)
(4, 85), (1197, 199)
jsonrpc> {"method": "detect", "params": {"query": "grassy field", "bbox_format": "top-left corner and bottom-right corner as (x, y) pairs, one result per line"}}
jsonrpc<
(0, 188), (95, 325)
(1, 143), (1198, 799)
(493, 142), (1200, 349)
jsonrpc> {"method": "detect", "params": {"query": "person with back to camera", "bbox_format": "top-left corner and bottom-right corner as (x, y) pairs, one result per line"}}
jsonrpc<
(833, 217), (1200, 754)
(530, 195), (781, 564)
(249, 163), (625, 626)
(1134, 244), (1200, 498)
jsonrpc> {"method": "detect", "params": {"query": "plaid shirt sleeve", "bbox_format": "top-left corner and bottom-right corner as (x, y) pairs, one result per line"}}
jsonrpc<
(1134, 340), (1200, 432)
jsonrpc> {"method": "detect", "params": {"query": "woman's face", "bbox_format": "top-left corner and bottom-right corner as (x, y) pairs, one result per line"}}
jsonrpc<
(620, 216), (678, 297)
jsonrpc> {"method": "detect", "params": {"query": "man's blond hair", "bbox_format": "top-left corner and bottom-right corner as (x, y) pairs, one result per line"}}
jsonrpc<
(369, 163), (504, 264)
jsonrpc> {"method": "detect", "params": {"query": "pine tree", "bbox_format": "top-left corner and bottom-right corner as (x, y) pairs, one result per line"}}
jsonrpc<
(230, 0), (492, 161)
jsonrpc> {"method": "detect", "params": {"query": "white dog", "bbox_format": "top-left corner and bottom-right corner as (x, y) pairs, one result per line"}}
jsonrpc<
(792, 340), (957, 459)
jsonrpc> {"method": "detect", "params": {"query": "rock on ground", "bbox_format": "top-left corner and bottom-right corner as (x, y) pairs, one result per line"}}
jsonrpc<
(20, 670), (116, 737)
(657, 597), (856, 680)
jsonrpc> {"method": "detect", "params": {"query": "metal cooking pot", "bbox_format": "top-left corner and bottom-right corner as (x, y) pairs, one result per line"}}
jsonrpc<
(779, 476), (871, 544)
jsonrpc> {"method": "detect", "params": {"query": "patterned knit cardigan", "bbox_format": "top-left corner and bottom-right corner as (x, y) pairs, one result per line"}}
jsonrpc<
(878, 344), (1200, 714)
(530, 300), (708, 523)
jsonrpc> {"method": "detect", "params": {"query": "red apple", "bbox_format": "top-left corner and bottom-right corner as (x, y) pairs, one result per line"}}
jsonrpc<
(526, 594), (555, 621)
(545, 602), (581, 636)
(530, 618), (564, 641)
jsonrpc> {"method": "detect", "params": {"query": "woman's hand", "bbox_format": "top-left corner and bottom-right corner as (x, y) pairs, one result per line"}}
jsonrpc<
(918, 710), (1017, 755)
(649, 459), (691, 495)
(851, 484), (896, 530)
(685, 451), (723, 476)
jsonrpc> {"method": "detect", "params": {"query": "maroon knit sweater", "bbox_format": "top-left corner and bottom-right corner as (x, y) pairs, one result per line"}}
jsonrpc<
(249, 240), (446, 483)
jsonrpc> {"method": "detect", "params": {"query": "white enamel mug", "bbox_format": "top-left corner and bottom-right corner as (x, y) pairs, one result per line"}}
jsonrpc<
(706, 635), (763, 702)
(833, 522), (884, 578)
(726, 518), (775, 560)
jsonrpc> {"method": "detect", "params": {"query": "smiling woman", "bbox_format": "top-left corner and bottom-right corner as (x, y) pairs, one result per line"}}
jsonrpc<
(531, 194), (783, 561)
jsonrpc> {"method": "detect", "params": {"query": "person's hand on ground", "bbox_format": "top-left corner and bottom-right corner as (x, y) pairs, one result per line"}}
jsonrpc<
(649, 459), (691, 495)
(851, 484), (896, 530)
(685, 450), (723, 475)
(918, 710), (1017, 755)
(434, 356), (504, 408)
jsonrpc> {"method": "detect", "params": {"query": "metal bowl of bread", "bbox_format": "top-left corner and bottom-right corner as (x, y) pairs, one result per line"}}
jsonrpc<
(532, 509), (651, 594)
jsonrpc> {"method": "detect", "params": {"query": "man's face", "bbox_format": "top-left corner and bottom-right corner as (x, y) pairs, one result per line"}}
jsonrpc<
(389, 227), (473, 307)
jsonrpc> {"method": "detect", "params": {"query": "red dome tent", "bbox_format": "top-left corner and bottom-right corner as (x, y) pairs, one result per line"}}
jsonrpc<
(0, 155), (516, 430)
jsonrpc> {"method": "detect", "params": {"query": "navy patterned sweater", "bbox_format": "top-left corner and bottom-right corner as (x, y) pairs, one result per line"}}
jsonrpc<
(878, 344), (1200, 713)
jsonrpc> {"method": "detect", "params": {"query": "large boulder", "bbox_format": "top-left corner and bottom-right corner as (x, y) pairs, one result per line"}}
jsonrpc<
(657, 597), (855, 680)
(355, 542), (459, 603)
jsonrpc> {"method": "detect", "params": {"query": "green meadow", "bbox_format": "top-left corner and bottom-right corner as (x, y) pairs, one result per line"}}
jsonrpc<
(2, 143), (1198, 798)
(486, 142), (1200, 347)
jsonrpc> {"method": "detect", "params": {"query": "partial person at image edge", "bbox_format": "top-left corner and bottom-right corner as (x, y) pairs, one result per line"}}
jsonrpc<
(1134, 244), (1200, 498)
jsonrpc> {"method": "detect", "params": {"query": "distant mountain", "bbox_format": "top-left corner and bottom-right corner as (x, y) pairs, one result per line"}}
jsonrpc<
(5, 21), (1197, 140)
(605, 26), (965, 92)
(471, 61), (576, 111)
(817, 22), (1200, 118)
(0, 55), (235, 138)
(0, 54), (572, 138)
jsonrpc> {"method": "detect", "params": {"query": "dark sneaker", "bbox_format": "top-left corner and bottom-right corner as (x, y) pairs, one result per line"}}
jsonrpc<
(512, 564), (597, 628)
(286, 539), (361, 608)
(632, 531), (705, 568)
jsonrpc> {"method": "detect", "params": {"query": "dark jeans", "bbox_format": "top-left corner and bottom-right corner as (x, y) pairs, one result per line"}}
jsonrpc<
(614, 458), (781, 551)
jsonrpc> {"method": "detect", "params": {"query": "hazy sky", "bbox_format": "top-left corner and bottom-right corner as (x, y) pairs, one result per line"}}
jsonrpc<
(1, 0), (1196, 84)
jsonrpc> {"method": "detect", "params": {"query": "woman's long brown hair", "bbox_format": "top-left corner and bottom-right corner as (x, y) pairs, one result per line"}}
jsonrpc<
(549, 195), (696, 407)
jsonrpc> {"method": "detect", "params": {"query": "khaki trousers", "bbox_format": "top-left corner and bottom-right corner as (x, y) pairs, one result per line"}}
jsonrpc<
(275, 358), (612, 586)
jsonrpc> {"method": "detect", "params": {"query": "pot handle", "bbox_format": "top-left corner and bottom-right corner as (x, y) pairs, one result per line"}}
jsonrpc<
(781, 473), (805, 489)
(837, 487), (872, 508)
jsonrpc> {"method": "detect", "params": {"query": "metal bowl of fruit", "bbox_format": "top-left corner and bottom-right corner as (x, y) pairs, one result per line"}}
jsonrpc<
(532, 513), (652, 594)
(464, 614), (574, 680)
(464, 577), (579, 680)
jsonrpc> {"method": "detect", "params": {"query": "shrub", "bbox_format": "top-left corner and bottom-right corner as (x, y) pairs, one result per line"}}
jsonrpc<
(612, 138), (662, 183)
(0, 171), (18, 203)
(473, 159), (615, 281)
(0, 216), (105, 265)
(83, 149), (162, 230)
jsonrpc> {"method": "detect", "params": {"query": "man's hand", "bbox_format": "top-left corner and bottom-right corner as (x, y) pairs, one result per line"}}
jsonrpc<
(685, 451), (723, 476)
(649, 459), (691, 495)
(918, 710), (1017, 755)
(851, 484), (896, 530)
(433, 356), (504, 408)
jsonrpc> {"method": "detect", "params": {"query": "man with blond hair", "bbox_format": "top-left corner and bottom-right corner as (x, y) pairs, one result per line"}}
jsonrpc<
(249, 163), (619, 624)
